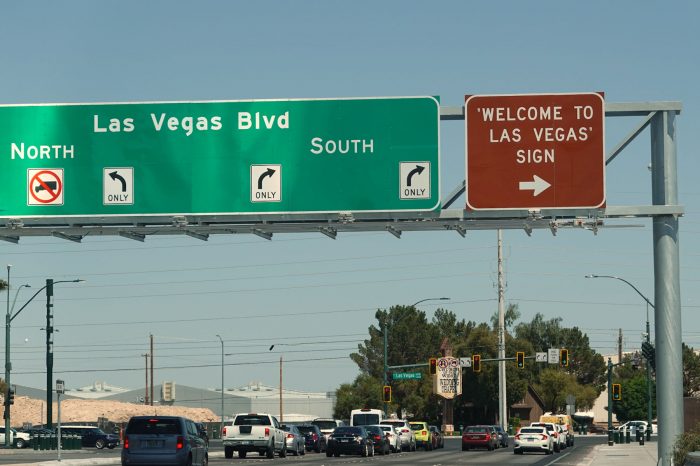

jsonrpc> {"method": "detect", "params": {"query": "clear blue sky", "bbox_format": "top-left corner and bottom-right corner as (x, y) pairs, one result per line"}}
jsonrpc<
(1, 1), (699, 396)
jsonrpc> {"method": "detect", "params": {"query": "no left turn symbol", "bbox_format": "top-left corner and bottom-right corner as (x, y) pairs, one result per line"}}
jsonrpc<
(28, 169), (64, 206)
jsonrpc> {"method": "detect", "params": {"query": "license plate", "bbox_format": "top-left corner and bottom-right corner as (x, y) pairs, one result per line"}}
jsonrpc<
(241, 441), (252, 445)
(146, 440), (163, 448)
(339, 439), (349, 443)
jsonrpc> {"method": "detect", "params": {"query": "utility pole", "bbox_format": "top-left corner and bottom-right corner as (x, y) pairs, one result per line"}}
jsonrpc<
(46, 279), (54, 428)
(618, 328), (623, 363)
(497, 230), (507, 429)
(150, 334), (154, 406)
(4, 264), (11, 448)
(142, 353), (149, 404)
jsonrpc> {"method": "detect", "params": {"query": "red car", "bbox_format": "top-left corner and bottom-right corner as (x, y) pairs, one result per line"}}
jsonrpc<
(461, 425), (497, 451)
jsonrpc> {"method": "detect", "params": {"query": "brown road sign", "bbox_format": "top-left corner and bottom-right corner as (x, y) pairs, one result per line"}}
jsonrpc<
(465, 92), (605, 210)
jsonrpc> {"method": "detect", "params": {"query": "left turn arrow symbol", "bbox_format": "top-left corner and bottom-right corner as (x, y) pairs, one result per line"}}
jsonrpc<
(109, 171), (127, 192)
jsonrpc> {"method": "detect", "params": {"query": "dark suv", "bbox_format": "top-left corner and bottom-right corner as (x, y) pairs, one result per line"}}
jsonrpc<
(296, 424), (326, 452)
(122, 416), (208, 466)
(60, 425), (120, 449)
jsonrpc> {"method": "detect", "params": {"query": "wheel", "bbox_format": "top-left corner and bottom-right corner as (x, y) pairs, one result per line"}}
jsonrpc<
(279, 444), (287, 458)
(95, 439), (105, 449)
(224, 446), (234, 458)
(326, 450), (333, 457)
(315, 443), (321, 453)
(266, 445), (274, 459)
(369, 444), (374, 456)
(292, 447), (298, 456)
(185, 455), (192, 466)
(334, 452), (340, 457)
(108, 445), (115, 449)
(238, 450), (247, 459)
(202, 454), (208, 466)
(361, 444), (368, 457)
(300, 444), (305, 455)
(15, 439), (26, 449)
(488, 443), (494, 451)
(462, 445), (468, 451)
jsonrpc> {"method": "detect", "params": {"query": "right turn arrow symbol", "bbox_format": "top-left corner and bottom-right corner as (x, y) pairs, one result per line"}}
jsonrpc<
(519, 175), (551, 196)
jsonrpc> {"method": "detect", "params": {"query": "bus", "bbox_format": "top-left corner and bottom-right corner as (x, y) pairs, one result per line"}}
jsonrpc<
(350, 408), (383, 427)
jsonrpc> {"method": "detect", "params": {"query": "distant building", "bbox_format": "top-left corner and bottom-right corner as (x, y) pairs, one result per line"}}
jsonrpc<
(18, 380), (336, 421)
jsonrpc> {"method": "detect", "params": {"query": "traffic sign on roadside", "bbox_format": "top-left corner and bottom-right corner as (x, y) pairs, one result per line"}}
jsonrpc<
(465, 92), (605, 210)
(392, 372), (423, 380)
(1, 97), (440, 219)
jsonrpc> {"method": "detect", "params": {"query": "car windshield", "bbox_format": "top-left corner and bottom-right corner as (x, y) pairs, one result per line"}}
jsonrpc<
(465, 427), (487, 433)
(312, 420), (338, 430)
(381, 421), (405, 427)
(334, 427), (362, 436)
(352, 414), (380, 426)
(520, 428), (544, 434)
(296, 425), (316, 435)
(410, 424), (426, 431)
(127, 418), (181, 435)
(234, 415), (271, 426)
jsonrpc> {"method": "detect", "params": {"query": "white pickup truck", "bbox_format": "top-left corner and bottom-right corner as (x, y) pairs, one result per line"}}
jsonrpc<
(223, 413), (286, 459)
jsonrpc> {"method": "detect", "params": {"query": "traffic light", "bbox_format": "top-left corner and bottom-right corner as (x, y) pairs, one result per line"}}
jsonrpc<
(560, 348), (569, 367)
(642, 341), (656, 370)
(472, 354), (481, 373)
(6, 387), (14, 406)
(612, 383), (622, 401)
(382, 385), (392, 403)
(516, 352), (525, 369)
(429, 357), (437, 375)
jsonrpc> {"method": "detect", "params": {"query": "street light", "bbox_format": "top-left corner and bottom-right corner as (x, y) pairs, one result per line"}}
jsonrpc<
(382, 297), (450, 415)
(268, 345), (283, 422)
(585, 274), (654, 440)
(5, 276), (83, 431)
(216, 335), (224, 432)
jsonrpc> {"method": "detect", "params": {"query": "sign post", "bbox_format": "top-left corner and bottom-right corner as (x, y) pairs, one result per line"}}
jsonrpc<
(56, 379), (64, 461)
(465, 92), (605, 210)
(0, 97), (440, 219)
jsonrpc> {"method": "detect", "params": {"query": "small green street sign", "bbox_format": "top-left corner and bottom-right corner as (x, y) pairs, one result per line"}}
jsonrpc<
(0, 97), (440, 219)
(392, 372), (423, 380)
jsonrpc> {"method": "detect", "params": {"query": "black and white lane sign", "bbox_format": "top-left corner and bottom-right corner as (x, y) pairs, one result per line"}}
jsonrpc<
(103, 167), (134, 205)
(399, 162), (430, 199)
(251, 164), (281, 202)
(27, 168), (64, 206)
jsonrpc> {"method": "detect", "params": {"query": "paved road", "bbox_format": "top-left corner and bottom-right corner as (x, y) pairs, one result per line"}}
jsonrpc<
(0, 436), (612, 465)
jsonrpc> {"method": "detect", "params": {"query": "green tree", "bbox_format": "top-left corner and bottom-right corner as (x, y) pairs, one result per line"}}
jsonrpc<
(0, 279), (7, 290)
(683, 343), (700, 397)
(490, 303), (521, 331)
(334, 374), (383, 420)
(612, 375), (656, 423)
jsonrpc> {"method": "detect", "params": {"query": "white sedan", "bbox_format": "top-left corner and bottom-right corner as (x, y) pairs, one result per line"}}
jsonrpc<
(377, 425), (401, 453)
(514, 426), (554, 455)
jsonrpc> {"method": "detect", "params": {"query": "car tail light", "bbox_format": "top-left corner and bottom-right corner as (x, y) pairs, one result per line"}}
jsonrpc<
(312, 433), (318, 441)
(124, 436), (129, 449)
(552, 432), (558, 438)
(176, 436), (184, 450)
(374, 434), (381, 441)
(265, 428), (270, 437)
(541, 434), (549, 440)
(514, 434), (520, 440)
(222, 426), (227, 436)
(422, 431), (427, 436)
(287, 433), (294, 439)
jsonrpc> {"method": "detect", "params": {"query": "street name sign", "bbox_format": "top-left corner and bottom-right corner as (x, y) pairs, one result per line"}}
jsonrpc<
(0, 97), (440, 219)
(465, 92), (605, 210)
(392, 372), (423, 380)
(434, 356), (462, 400)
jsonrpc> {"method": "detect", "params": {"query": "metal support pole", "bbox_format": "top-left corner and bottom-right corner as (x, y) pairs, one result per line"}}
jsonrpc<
(45, 279), (54, 428)
(57, 391), (61, 461)
(216, 335), (224, 431)
(651, 110), (682, 466)
(497, 230), (507, 429)
(607, 358), (613, 446)
(383, 322), (388, 416)
(646, 305), (653, 441)
(4, 265), (10, 448)
(279, 355), (283, 423)
(150, 334), (154, 406)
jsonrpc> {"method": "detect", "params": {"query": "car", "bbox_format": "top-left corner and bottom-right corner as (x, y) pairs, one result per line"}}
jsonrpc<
(492, 425), (509, 448)
(617, 420), (649, 435)
(409, 421), (434, 450)
(461, 425), (497, 451)
(281, 424), (306, 456)
(378, 424), (401, 452)
(0, 427), (31, 448)
(60, 425), (120, 449)
(429, 425), (444, 448)
(311, 418), (344, 442)
(121, 415), (208, 466)
(365, 425), (391, 455)
(514, 425), (554, 455)
(380, 419), (416, 451)
(194, 422), (209, 447)
(326, 426), (374, 457)
(530, 422), (565, 452)
(296, 424), (326, 452)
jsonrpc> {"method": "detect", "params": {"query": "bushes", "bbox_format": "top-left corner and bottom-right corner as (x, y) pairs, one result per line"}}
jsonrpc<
(673, 422), (700, 466)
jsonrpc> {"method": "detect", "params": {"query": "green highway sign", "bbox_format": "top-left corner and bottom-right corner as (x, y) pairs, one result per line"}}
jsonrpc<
(0, 97), (440, 219)
(392, 372), (423, 380)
